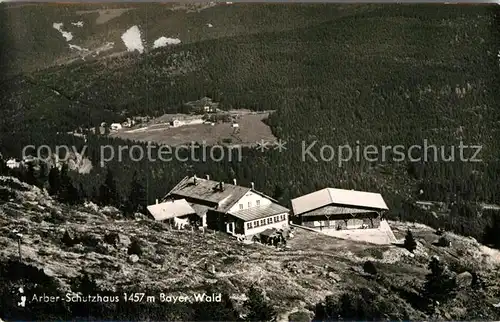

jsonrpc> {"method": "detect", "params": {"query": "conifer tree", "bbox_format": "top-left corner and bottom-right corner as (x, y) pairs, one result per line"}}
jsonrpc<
(0, 158), (7, 176)
(99, 168), (119, 206)
(59, 164), (80, 204)
(126, 171), (147, 215)
(244, 286), (275, 321)
(48, 167), (61, 196)
(404, 229), (418, 253)
(24, 162), (37, 186)
(192, 285), (239, 321)
(423, 256), (457, 307)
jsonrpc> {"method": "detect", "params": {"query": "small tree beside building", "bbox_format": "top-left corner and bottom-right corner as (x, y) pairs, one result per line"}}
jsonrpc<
(404, 229), (418, 253)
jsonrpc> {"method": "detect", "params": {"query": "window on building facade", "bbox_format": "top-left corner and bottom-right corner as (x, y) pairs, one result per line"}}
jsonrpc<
(256, 200), (260, 206)
(248, 202), (252, 208)
(247, 222), (252, 229)
(254, 220), (260, 227)
(267, 218), (272, 224)
(239, 204), (243, 210)
(261, 219), (265, 225)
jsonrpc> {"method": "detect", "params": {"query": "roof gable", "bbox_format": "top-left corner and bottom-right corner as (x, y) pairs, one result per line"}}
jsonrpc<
(291, 187), (388, 216)
(147, 199), (195, 221)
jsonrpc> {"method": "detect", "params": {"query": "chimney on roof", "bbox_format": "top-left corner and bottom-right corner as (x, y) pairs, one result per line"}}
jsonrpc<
(206, 174), (210, 180)
(193, 175), (197, 185)
(233, 178), (237, 185)
(251, 182), (255, 189)
(156, 199), (159, 204)
(220, 182), (225, 191)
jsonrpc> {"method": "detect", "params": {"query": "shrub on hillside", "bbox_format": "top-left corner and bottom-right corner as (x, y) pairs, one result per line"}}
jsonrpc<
(104, 232), (119, 246)
(61, 229), (77, 247)
(363, 261), (378, 275)
(423, 256), (457, 308)
(483, 215), (500, 249)
(79, 233), (100, 248)
(191, 285), (239, 321)
(313, 287), (416, 321)
(128, 238), (143, 256)
(437, 236), (451, 247)
(244, 286), (275, 321)
(288, 311), (311, 322)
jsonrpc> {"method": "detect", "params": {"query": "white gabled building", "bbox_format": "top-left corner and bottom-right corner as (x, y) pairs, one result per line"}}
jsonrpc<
(148, 175), (290, 237)
(6, 158), (21, 169)
(110, 123), (122, 131)
(170, 119), (182, 128)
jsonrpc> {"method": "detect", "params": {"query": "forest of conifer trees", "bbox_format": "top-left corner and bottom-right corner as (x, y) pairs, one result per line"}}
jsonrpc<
(0, 4), (499, 248)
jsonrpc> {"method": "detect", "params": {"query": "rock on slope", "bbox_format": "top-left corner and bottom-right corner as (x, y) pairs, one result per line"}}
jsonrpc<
(0, 176), (500, 321)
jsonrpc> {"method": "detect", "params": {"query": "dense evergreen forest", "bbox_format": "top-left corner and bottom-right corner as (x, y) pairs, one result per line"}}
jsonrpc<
(1, 4), (500, 247)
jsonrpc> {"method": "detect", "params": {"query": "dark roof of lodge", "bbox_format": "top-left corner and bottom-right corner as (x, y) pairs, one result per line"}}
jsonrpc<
(166, 176), (251, 213)
(229, 203), (289, 222)
(190, 203), (211, 216)
(301, 205), (376, 217)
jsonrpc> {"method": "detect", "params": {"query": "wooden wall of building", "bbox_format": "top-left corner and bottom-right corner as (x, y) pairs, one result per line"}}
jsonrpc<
(301, 217), (381, 230)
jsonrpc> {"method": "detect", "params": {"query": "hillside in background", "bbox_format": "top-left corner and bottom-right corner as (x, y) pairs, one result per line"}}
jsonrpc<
(1, 176), (500, 320)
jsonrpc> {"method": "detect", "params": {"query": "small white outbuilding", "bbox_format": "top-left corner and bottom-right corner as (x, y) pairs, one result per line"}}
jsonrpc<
(110, 123), (123, 131)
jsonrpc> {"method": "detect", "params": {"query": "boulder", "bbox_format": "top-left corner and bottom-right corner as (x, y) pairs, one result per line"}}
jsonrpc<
(118, 234), (132, 248)
(84, 201), (99, 212)
(128, 254), (140, 264)
(102, 206), (121, 217)
(134, 213), (147, 221)
(151, 263), (162, 270)
(456, 271), (473, 288)
(72, 244), (85, 253)
(288, 310), (313, 322)
(328, 272), (340, 282)
(96, 243), (115, 255)
(205, 263), (215, 274)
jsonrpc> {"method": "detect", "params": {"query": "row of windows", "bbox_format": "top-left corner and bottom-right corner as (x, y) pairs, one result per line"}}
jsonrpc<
(246, 214), (286, 230)
(239, 199), (261, 210)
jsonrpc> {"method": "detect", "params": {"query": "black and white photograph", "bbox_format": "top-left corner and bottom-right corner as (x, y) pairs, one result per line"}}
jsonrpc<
(0, 1), (500, 321)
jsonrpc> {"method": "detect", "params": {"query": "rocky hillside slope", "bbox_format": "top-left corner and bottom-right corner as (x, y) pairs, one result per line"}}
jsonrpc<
(1, 176), (500, 321)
